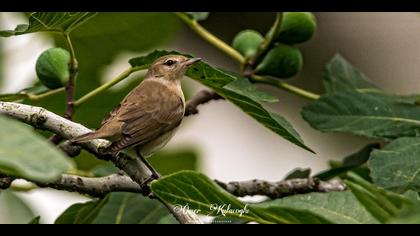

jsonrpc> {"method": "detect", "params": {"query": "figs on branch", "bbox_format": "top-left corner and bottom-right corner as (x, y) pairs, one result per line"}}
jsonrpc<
(35, 47), (70, 89)
(276, 12), (316, 44)
(232, 30), (264, 58)
(255, 43), (303, 78)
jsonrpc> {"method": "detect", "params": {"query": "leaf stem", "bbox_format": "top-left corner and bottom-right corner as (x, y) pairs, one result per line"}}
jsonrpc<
(63, 33), (78, 121)
(250, 75), (320, 100)
(74, 65), (147, 107)
(26, 87), (65, 101)
(175, 12), (246, 64)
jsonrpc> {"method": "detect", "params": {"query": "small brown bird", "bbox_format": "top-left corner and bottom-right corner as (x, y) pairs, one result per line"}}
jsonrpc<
(71, 55), (201, 177)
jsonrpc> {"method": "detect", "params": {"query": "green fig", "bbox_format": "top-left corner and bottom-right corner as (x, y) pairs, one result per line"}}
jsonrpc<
(36, 47), (70, 89)
(276, 12), (316, 44)
(232, 30), (264, 58)
(255, 44), (303, 78)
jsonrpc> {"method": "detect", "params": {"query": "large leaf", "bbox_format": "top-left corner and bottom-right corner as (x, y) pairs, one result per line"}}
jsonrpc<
(0, 12), (97, 37)
(388, 191), (420, 224)
(129, 50), (312, 152)
(368, 137), (420, 193)
(151, 170), (333, 224)
(322, 54), (419, 104)
(344, 173), (412, 223)
(314, 143), (379, 180)
(323, 54), (378, 94)
(257, 191), (379, 224)
(0, 115), (74, 182)
(302, 91), (420, 140)
(0, 190), (35, 224)
(55, 192), (177, 224)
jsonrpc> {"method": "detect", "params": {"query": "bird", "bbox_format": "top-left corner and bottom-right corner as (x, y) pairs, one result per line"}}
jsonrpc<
(71, 54), (201, 178)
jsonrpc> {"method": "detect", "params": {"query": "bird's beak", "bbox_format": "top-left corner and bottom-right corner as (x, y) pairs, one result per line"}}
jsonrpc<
(183, 57), (201, 67)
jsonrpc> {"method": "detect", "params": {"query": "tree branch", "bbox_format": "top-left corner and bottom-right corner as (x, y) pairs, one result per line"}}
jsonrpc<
(49, 34), (79, 145)
(0, 174), (14, 189)
(0, 101), (202, 224)
(215, 178), (346, 199)
(35, 173), (140, 197)
(63, 33), (78, 121)
(185, 90), (223, 116)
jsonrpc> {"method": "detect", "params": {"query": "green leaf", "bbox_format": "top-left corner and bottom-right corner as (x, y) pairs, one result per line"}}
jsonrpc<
(388, 191), (420, 224)
(129, 50), (312, 152)
(0, 93), (27, 102)
(368, 137), (420, 193)
(323, 54), (378, 94)
(151, 170), (334, 224)
(344, 180), (392, 223)
(222, 75), (278, 103)
(322, 54), (420, 104)
(55, 192), (177, 224)
(0, 115), (74, 182)
(28, 216), (40, 224)
(185, 12), (210, 21)
(283, 168), (311, 180)
(344, 173), (412, 223)
(150, 148), (199, 175)
(0, 190), (35, 224)
(302, 91), (420, 140)
(0, 12), (97, 37)
(315, 143), (379, 180)
(257, 191), (379, 224)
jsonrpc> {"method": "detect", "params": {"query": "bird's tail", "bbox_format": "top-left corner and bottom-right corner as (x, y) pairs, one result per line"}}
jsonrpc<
(70, 131), (102, 143)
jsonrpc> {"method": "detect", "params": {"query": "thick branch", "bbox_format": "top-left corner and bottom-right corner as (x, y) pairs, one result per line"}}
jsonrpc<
(0, 174), (14, 189)
(0, 101), (202, 224)
(185, 90), (223, 116)
(36, 173), (140, 197)
(215, 178), (346, 199)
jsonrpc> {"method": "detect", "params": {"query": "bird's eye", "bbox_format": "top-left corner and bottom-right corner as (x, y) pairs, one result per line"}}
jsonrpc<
(164, 60), (176, 66)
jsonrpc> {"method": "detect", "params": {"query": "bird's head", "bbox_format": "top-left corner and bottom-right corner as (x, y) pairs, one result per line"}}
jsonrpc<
(146, 55), (201, 81)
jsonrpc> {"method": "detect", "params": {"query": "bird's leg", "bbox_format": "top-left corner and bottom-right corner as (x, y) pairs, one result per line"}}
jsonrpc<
(135, 147), (161, 181)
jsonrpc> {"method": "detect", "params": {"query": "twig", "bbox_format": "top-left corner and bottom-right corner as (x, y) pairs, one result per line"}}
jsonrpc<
(250, 75), (320, 101)
(49, 34), (78, 144)
(215, 178), (346, 199)
(0, 174), (14, 189)
(0, 101), (202, 224)
(185, 90), (223, 116)
(63, 33), (78, 121)
(35, 173), (140, 197)
(57, 140), (81, 157)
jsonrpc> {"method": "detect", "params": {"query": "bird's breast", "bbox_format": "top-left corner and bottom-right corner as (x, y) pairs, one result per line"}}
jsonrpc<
(137, 127), (179, 158)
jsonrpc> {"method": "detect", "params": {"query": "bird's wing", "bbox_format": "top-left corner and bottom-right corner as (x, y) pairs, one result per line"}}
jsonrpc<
(106, 80), (184, 152)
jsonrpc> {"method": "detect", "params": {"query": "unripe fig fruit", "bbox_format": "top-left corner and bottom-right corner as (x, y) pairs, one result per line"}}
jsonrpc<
(232, 30), (264, 58)
(36, 47), (70, 89)
(276, 12), (316, 44)
(255, 44), (303, 78)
